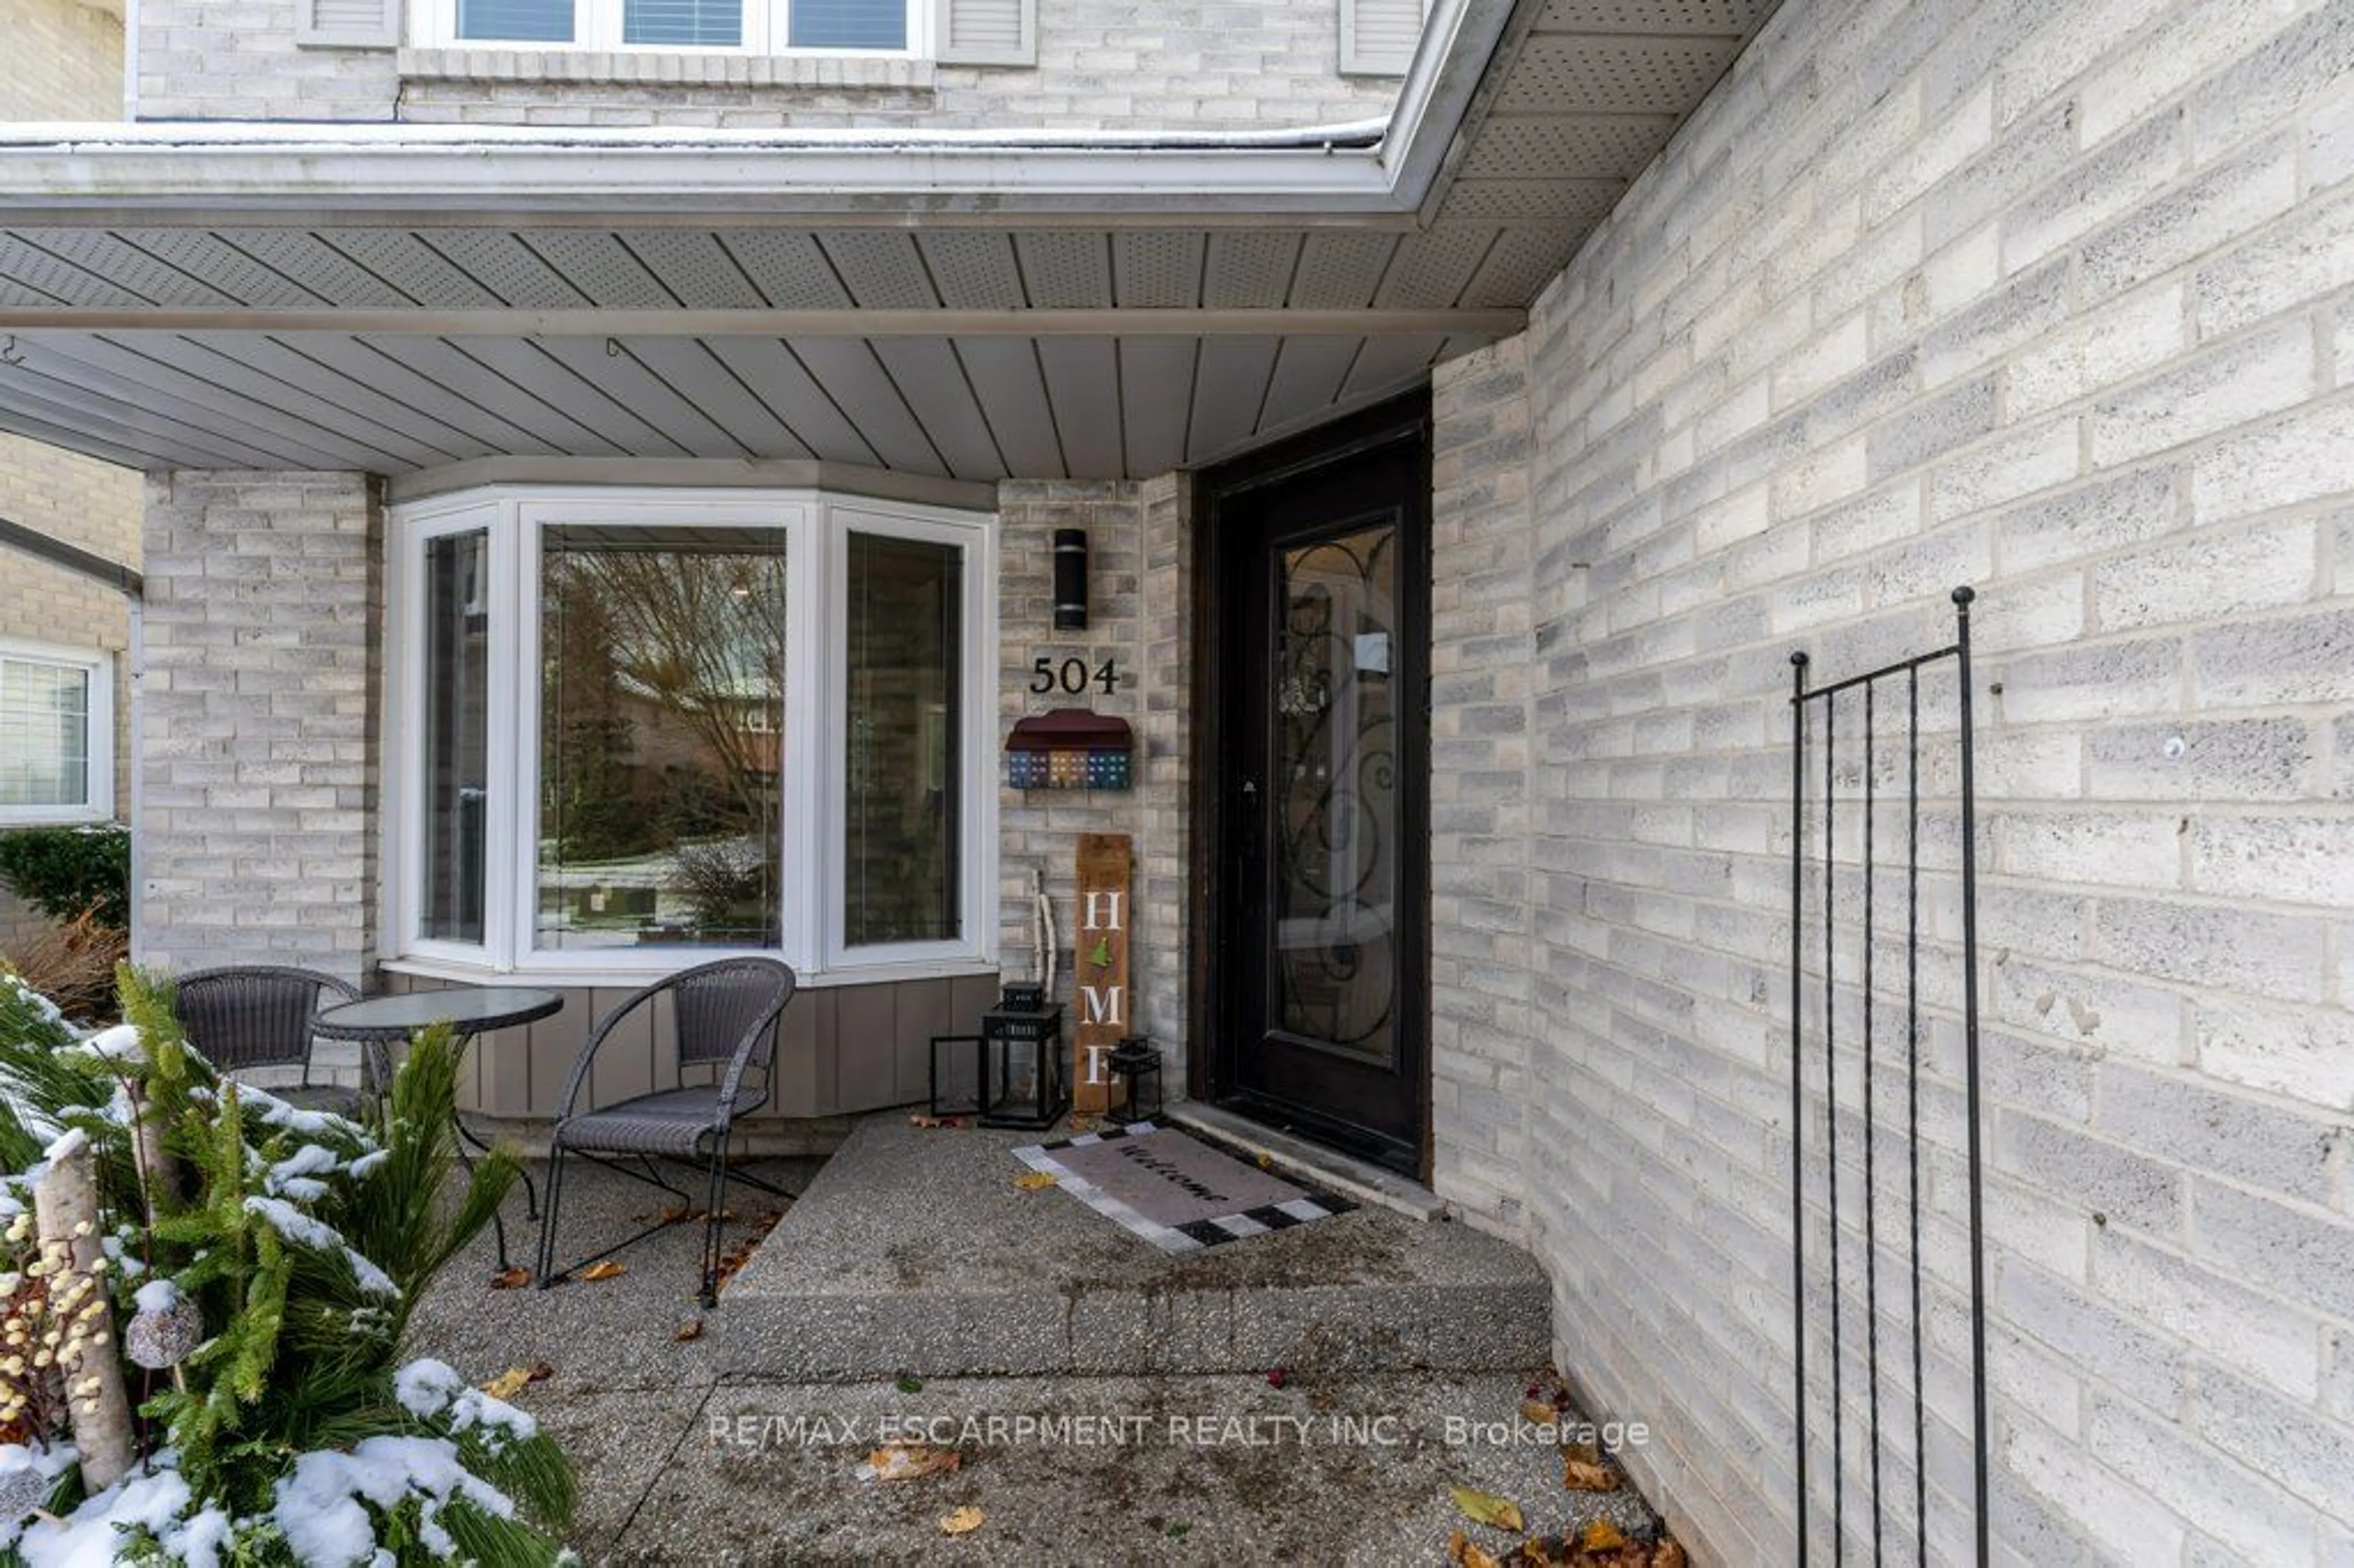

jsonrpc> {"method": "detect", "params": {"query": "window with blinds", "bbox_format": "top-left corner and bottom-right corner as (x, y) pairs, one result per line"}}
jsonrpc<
(458, 0), (575, 40)
(625, 0), (742, 45)
(790, 0), (903, 48)
(444, 0), (918, 48)
(0, 645), (107, 822)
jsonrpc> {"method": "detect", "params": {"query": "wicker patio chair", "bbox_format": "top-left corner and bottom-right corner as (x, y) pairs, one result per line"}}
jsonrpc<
(174, 965), (384, 1119)
(535, 956), (797, 1306)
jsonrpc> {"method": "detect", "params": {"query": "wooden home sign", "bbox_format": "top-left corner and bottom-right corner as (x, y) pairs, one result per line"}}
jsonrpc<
(1073, 832), (1132, 1114)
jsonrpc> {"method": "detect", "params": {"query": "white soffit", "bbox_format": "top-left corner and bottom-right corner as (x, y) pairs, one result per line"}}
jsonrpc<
(0, 0), (1781, 476)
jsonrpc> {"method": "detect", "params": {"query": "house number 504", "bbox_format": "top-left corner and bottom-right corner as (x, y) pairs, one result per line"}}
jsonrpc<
(1030, 655), (1120, 696)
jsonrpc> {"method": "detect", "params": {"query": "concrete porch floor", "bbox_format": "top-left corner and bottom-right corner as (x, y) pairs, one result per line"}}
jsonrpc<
(717, 1113), (1552, 1379)
(406, 1125), (1663, 1563)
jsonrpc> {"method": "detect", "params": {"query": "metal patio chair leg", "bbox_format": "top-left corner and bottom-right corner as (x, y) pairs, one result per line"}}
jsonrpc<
(700, 1141), (728, 1307)
(535, 1142), (568, 1288)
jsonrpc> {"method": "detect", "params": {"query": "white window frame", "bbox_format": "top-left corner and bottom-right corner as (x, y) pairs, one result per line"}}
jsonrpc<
(412, 0), (929, 55)
(0, 637), (113, 828)
(822, 502), (998, 973)
(384, 485), (997, 985)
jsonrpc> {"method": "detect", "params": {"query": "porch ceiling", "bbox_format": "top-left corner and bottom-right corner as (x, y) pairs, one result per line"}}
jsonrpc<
(0, 0), (1778, 478)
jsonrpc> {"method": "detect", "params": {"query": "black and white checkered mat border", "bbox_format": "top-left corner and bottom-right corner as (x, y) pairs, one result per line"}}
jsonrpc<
(1013, 1121), (1357, 1254)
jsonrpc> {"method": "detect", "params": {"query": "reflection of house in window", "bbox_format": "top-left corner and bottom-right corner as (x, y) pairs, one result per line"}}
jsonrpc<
(540, 525), (788, 951)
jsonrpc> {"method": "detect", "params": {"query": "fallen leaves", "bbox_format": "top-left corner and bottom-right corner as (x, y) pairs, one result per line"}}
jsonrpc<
(1012, 1173), (1059, 1191)
(937, 1505), (984, 1537)
(1449, 1485), (1525, 1534)
(478, 1363), (552, 1400)
(489, 1266), (531, 1290)
(860, 1442), (962, 1482)
(1265, 1368), (1289, 1390)
(1579, 1523), (1626, 1553)
(908, 1114), (962, 1130)
(710, 1208), (785, 1298)
(1511, 1528), (1687, 1566)
(578, 1260), (627, 1282)
(673, 1318), (703, 1343)
(1448, 1530), (1503, 1568)
(1561, 1445), (1620, 1493)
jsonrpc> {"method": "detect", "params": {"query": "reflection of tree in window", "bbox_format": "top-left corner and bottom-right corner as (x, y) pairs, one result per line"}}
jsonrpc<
(538, 526), (787, 950)
(845, 531), (960, 946)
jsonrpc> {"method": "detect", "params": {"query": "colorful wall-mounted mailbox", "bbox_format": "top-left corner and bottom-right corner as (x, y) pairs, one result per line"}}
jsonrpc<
(1005, 709), (1133, 790)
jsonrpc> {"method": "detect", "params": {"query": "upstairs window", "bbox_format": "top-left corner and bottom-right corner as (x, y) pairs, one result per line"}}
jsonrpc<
(444, 0), (910, 50)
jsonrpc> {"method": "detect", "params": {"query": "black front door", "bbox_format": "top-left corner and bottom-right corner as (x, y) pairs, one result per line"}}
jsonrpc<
(1202, 397), (1429, 1174)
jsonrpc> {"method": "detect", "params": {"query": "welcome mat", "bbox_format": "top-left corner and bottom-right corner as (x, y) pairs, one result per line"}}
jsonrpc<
(1013, 1122), (1355, 1254)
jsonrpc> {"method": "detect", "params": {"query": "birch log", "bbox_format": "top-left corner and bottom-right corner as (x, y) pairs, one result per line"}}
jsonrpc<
(32, 1132), (133, 1491)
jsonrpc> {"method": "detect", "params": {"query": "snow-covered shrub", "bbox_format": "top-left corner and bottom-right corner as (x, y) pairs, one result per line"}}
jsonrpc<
(0, 966), (574, 1566)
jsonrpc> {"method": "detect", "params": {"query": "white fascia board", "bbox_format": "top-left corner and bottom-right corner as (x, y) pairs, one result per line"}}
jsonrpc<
(0, 142), (1406, 221)
(0, 0), (1501, 223)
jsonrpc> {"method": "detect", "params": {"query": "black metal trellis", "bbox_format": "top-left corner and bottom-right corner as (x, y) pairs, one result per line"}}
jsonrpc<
(1789, 586), (1988, 1567)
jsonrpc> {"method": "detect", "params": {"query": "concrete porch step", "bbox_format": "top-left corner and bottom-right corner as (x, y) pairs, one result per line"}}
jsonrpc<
(717, 1115), (1549, 1380)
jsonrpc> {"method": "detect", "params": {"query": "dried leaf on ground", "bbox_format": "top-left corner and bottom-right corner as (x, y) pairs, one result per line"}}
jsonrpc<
(938, 1506), (984, 1536)
(1562, 1453), (1619, 1492)
(527, 1361), (555, 1382)
(579, 1260), (627, 1282)
(1013, 1173), (1059, 1190)
(481, 1367), (533, 1400)
(1449, 1485), (1525, 1533)
(1652, 1540), (1686, 1568)
(1520, 1398), (1558, 1426)
(710, 1208), (787, 1297)
(489, 1266), (531, 1290)
(1577, 1521), (1626, 1553)
(674, 1318), (703, 1342)
(1448, 1529), (1503, 1568)
(908, 1114), (961, 1129)
(861, 1442), (962, 1482)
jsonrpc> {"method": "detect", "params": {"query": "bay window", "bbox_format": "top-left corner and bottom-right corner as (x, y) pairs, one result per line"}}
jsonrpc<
(432, 0), (913, 50)
(389, 487), (996, 980)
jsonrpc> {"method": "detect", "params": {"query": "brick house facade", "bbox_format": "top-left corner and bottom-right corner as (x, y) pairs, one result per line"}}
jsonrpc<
(3, 0), (2352, 1558)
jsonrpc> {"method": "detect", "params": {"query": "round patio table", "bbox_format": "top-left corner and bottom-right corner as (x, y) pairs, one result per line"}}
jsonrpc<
(314, 987), (564, 1273)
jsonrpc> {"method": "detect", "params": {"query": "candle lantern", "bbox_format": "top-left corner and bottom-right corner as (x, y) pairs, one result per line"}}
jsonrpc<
(1106, 1036), (1164, 1121)
(977, 1001), (1068, 1130)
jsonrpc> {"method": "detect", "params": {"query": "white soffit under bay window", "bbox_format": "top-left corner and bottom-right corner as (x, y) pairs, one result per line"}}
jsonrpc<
(0, 638), (112, 826)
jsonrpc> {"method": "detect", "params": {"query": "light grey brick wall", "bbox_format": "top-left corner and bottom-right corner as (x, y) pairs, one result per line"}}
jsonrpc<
(0, 0), (121, 121)
(137, 472), (381, 988)
(994, 476), (1189, 1086)
(135, 0), (1398, 127)
(1430, 0), (2354, 1560)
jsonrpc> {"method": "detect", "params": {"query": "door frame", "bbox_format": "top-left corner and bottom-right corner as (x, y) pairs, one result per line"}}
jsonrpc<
(1187, 390), (1433, 1181)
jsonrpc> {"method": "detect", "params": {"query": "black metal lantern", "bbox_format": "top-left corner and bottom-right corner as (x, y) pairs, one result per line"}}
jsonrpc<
(978, 1002), (1068, 1130)
(1106, 1036), (1164, 1121)
(929, 1032), (983, 1119)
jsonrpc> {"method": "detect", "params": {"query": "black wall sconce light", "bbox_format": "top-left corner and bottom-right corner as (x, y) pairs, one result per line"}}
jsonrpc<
(1053, 527), (1089, 630)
